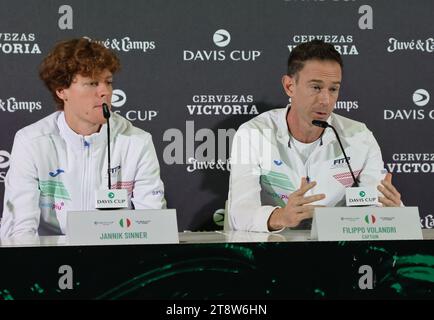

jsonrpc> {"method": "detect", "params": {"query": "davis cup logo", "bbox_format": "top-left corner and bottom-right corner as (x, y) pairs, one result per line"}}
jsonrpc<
(413, 89), (430, 107)
(111, 89), (158, 121)
(213, 29), (231, 47)
(0, 150), (10, 169)
(108, 192), (115, 199)
(384, 88), (433, 120)
(183, 29), (260, 62)
(359, 191), (366, 197)
(0, 150), (10, 183)
(213, 208), (225, 226)
(364, 214), (376, 224)
(111, 89), (127, 107)
(119, 218), (132, 228)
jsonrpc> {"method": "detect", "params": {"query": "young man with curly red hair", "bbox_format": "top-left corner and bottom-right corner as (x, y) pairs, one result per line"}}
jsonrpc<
(1, 38), (166, 238)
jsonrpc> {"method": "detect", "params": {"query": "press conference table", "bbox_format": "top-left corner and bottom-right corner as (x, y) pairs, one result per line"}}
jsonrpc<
(1, 229), (434, 299)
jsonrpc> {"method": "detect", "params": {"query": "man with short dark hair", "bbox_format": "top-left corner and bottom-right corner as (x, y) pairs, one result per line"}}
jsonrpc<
(228, 40), (401, 232)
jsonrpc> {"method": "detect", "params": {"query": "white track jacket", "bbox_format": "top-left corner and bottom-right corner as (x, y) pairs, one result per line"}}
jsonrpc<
(228, 106), (387, 232)
(1, 111), (166, 237)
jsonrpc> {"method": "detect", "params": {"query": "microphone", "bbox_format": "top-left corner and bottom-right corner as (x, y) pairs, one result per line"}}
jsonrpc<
(102, 103), (111, 190)
(95, 103), (128, 209)
(102, 103), (111, 119)
(312, 120), (359, 187)
(311, 120), (328, 128)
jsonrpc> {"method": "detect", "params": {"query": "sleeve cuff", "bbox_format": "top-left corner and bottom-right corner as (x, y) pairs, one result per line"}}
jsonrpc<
(253, 205), (285, 233)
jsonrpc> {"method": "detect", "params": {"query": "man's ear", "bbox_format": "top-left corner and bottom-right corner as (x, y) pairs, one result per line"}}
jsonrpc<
(282, 75), (296, 97)
(56, 88), (67, 101)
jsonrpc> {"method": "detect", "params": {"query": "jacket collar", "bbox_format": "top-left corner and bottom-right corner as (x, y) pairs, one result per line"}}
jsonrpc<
(57, 112), (108, 149)
(276, 104), (336, 147)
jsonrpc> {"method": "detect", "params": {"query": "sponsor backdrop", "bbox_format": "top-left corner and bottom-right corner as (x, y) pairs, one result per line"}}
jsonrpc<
(0, 0), (433, 231)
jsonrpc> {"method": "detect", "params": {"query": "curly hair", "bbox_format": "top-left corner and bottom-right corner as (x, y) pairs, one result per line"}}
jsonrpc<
(39, 38), (120, 110)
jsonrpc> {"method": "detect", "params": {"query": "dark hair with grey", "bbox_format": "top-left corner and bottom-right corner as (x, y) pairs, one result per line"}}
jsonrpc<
(287, 39), (343, 79)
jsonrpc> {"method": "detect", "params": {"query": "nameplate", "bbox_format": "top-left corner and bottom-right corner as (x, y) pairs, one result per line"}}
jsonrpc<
(345, 186), (378, 206)
(311, 207), (422, 241)
(67, 209), (179, 245)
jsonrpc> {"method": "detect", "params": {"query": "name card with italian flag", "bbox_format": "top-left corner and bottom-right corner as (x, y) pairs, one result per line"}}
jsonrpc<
(311, 207), (422, 241)
(67, 209), (179, 245)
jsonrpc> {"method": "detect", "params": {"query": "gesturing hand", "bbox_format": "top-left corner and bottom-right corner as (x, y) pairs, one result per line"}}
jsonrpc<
(268, 177), (326, 230)
(378, 173), (402, 207)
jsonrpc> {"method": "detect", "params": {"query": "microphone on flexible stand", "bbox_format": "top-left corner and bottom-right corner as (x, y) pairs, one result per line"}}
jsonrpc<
(94, 103), (128, 209)
(102, 103), (111, 190)
(312, 120), (359, 187)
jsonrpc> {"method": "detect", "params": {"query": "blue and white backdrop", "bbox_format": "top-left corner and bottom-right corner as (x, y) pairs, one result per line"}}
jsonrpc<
(0, 0), (433, 231)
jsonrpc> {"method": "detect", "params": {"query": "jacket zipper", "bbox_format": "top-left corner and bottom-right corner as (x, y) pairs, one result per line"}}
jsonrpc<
(82, 139), (91, 210)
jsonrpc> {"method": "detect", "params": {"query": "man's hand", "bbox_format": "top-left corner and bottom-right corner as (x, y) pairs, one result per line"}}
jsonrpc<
(267, 177), (326, 231)
(377, 173), (402, 207)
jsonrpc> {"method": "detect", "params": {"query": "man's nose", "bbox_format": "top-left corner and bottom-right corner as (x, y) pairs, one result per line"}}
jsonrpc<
(318, 89), (331, 105)
(98, 83), (111, 100)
